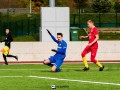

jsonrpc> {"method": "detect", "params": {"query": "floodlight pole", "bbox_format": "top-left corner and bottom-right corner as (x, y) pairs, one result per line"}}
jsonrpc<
(49, 0), (55, 7)
(7, 0), (10, 27)
(30, 0), (32, 14)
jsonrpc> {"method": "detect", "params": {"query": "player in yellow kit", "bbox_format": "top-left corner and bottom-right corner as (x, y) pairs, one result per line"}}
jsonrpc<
(1, 29), (18, 65)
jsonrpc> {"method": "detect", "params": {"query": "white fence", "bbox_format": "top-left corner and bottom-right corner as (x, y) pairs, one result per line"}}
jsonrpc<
(0, 41), (120, 62)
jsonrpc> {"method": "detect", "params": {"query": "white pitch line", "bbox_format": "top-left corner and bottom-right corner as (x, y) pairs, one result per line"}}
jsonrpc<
(0, 76), (120, 86)
(29, 76), (120, 86)
(0, 69), (48, 70)
(0, 76), (24, 78)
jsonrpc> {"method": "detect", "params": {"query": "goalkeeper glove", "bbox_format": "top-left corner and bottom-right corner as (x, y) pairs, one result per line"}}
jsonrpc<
(51, 49), (57, 52)
(46, 29), (52, 35)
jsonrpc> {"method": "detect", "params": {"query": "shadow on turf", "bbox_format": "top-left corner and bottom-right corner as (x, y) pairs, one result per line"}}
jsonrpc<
(74, 68), (120, 71)
(40, 69), (72, 72)
(40, 70), (52, 72)
(105, 68), (120, 71)
(74, 69), (82, 72)
(37, 68), (120, 72)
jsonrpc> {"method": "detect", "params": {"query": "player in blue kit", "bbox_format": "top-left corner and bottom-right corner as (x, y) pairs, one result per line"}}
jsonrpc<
(43, 29), (67, 72)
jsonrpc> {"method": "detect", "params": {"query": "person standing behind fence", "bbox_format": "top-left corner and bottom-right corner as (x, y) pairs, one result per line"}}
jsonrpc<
(0, 29), (18, 65)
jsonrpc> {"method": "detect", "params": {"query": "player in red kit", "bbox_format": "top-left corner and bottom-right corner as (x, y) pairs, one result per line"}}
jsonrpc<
(80, 20), (104, 71)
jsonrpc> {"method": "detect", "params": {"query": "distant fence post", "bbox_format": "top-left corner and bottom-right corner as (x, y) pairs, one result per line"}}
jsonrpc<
(0, 13), (2, 39)
(28, 18), (30, 35)
(115, 2), (118, 27)
(79, 13), (80, 27)
(73, 14), (76, 26)
(21, 19), (23, 36)
(34, 18), (37, 34)
(9, 22), (11, 30)
(7, 9), (9, 28)
(116, 11), (117, 27)
(15, 21), (17, 37)
(99, 13), (101, 27)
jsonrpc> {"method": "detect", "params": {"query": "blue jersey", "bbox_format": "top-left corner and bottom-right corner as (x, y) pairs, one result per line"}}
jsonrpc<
(50, 35), (67, 56)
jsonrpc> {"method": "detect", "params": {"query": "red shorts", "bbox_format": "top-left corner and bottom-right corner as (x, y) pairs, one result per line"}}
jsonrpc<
(81, 44), (98, 63)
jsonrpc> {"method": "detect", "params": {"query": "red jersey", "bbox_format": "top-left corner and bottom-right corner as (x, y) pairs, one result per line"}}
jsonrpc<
(88, 27), (99, 47)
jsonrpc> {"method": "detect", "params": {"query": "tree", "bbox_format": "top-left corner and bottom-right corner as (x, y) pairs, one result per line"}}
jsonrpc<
(74, 0), (88, 9)
(74, 0), (89, 13)
(92, 0), (112, 13)
(0, 0), (24, 8)
(19, 0), (30, 8)
(31, 0), (48, 12)
(113, 1), (120, 12)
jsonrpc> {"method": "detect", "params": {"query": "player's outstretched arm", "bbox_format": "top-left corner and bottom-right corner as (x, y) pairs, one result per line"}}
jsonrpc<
(46, 29), (58, 43)
(79, 36), (88, 39)
(0, 39), (6, 43)
(47, 29), (52, 35)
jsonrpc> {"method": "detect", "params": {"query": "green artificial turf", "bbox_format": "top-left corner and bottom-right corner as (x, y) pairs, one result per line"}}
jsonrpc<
(0, 63), (119, 90)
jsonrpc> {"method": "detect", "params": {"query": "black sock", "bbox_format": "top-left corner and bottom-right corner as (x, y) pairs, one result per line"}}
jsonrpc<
(3, 54), (8, 65)
(7, 55), (16, 58)
(47, 63), (54, 67)
(43, 62), (54, 67)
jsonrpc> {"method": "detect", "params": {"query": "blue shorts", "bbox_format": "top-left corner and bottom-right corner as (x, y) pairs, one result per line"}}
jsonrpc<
(49, 55), (65, 69)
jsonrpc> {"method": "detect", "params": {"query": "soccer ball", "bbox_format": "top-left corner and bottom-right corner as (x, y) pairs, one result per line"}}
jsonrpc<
(51, 85), (56, 89)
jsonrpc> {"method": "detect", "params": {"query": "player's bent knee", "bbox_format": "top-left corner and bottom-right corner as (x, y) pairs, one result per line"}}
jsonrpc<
(81, 53), (85, 57)
(43, 59), (50, 64)
(43, 61), (47, 64)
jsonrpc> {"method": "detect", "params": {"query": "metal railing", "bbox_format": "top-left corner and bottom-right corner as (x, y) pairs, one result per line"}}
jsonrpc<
(0, 13), (40, 38)
(70, 13), (120, 28)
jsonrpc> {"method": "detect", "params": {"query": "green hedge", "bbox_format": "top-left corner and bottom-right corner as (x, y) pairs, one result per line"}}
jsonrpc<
(0, 13), (40, 38)
(14, 34), (39, 41)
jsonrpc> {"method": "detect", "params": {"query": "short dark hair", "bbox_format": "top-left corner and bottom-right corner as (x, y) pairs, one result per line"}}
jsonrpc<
(57, 33), (63, 37)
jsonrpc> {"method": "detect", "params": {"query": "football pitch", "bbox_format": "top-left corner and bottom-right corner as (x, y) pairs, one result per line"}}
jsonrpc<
(0, 63), (120, 90)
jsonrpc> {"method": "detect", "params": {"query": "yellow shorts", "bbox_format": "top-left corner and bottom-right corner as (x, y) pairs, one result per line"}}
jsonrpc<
(0, 46), (10, 56)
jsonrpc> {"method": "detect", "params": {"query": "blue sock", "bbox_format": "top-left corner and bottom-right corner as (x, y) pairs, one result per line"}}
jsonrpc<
(55, 68), (61, 72)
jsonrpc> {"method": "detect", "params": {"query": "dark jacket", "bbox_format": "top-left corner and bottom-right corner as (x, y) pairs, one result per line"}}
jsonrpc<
(3, 33), (13, 48)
